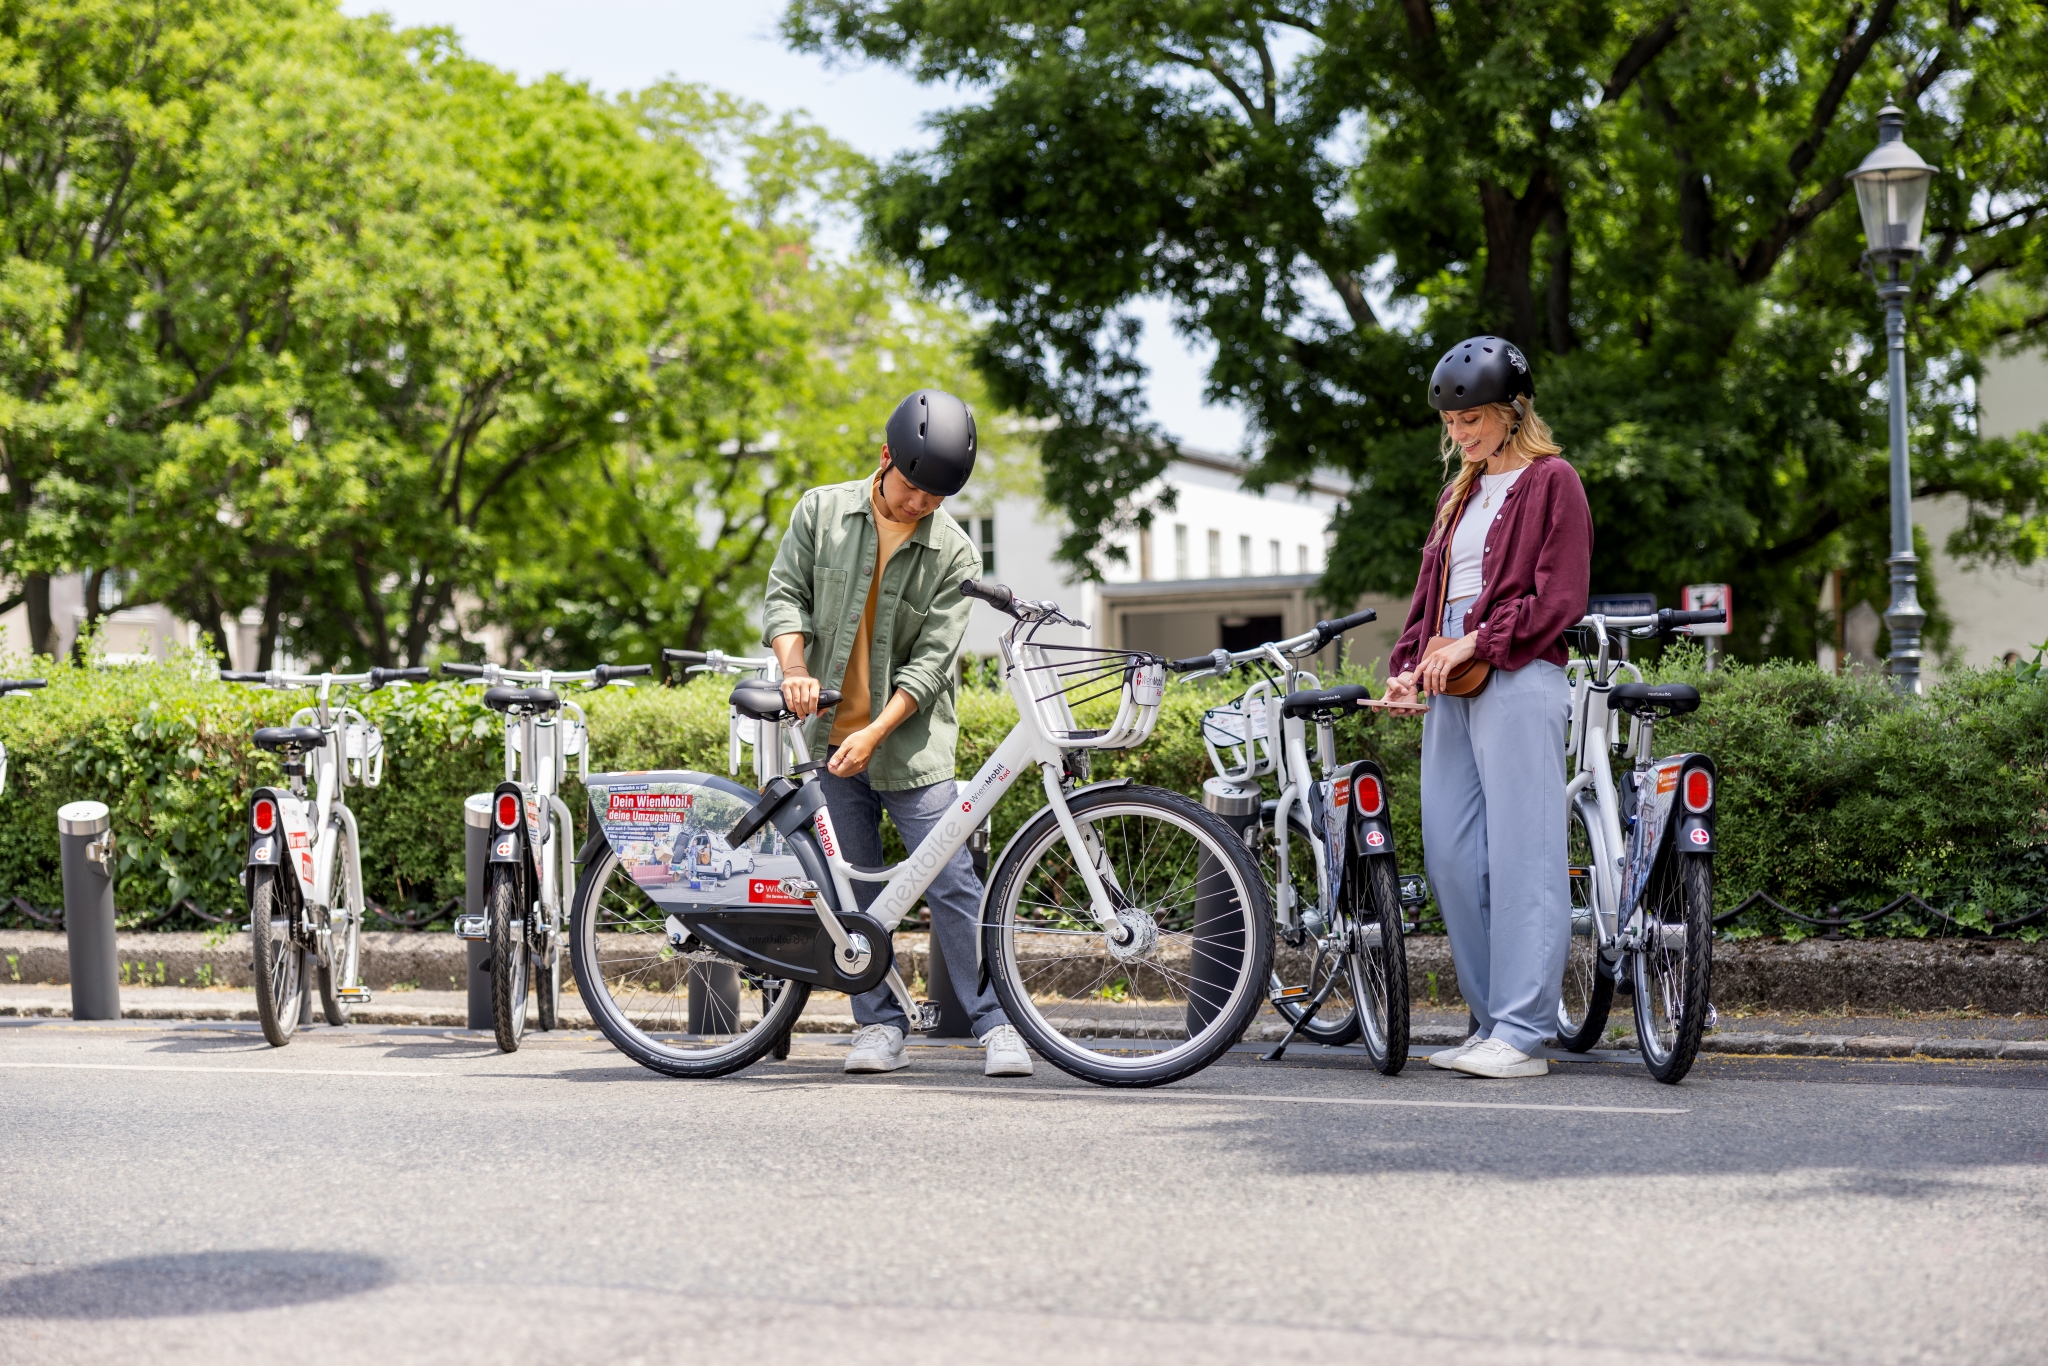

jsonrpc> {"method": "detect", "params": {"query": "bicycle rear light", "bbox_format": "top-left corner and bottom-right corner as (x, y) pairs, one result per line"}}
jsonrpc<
(1683, 769), (1713, 812)
(1354, 773), (1384, 817)
(251, 798), (276, 833)
(495, 793), (520, 828)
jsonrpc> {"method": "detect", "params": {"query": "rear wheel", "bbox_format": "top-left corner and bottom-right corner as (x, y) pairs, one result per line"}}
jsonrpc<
(982, 785), (1274, 1088)
(248, 871), (304, 1048)
(569, 843), (810, 1078)
(1555, 800), (1614, 1052)
(1266, 815), (1360, 1047)
(1633, 852), (1713, 1083)
(1347, 854), (1409, 1075)
(488, 863), (530, 1053)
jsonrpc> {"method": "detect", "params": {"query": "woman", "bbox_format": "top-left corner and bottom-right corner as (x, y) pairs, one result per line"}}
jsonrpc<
(1383, 336), (1592, 1079)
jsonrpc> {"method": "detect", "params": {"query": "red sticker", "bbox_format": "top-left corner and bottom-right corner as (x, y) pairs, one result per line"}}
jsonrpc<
(1365, 830), (1386, 848)
(1333, 778), (1350, 808)
(749, 878), (807, 906)
(1690, 828), (1711, 845)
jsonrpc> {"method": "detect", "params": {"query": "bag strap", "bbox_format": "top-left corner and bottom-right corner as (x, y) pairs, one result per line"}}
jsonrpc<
(1435, 479), (1478, 638)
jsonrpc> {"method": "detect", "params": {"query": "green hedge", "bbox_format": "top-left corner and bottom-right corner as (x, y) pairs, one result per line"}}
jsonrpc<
(0, 653), (2041, 939)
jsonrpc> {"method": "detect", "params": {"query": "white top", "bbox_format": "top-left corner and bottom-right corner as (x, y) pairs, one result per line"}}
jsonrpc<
(1444, 465), (1527, 603)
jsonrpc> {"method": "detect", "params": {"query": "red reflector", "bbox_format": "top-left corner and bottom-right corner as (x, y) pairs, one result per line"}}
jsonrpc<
(496, 794), (520, 828)
(252, 799), (276, 833)
(1355, 774), (1384, 816)
(1684, 770), (1712, 812)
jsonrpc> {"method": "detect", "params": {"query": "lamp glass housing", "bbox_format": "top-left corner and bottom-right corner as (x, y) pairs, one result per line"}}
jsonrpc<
(1852, 168), (1932, 257)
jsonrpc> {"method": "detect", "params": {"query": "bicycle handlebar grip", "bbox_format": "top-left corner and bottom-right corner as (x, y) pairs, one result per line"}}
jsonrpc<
(593, 663), (653, 688)
(439, 662), (485, 678)
(219, 671), (267, 683)
(960, 578), (1019, 616)
(817, 689), (843, 708)
(659, 649), (707, 665)
(1659, 608), (1728, 632)
(0, 678), (47, 691)
(1314, 607), (1378, 642)
(1166, 655), (1216, 673)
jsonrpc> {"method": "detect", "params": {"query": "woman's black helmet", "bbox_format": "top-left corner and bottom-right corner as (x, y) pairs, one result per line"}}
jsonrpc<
(1428, 336), (1535, 410)
(884, 389), (978, 497)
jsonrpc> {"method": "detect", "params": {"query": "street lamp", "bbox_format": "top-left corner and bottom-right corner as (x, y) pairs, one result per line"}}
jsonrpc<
(1847, 103), (1937, 695)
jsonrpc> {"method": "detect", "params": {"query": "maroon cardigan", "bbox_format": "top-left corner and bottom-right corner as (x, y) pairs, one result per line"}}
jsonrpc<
(1388, 455), (1594, 677)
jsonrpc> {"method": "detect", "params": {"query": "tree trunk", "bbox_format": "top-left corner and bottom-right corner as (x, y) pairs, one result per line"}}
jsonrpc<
(24, 572), (53, 659)
(1544, 199), (1574, 355)
(257, 572), (285, 670)
(1477, 171), (1555, 352)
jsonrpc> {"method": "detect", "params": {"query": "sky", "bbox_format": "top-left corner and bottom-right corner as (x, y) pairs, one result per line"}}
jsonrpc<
(337, 0), (1247, 453)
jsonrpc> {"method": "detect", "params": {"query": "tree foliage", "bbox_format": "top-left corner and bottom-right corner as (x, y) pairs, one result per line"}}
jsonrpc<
(789, 0), (2048, 662)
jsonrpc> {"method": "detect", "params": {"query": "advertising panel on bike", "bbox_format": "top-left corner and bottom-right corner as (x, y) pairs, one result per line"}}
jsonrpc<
(586, 771), (803, 909)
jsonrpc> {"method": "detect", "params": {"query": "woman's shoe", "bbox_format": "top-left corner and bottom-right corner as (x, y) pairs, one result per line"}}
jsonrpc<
(1450, 1038), (1548, 1078)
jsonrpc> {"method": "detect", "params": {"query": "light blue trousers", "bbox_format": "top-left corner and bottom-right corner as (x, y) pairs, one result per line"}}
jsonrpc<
(1420, 598), (1571, 1054)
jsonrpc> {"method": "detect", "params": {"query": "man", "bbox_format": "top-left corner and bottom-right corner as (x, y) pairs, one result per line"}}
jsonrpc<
(762, 388), (1032, 1077)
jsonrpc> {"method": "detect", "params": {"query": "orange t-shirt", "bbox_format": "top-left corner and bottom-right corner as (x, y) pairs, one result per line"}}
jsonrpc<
(829, 479), (921, 745)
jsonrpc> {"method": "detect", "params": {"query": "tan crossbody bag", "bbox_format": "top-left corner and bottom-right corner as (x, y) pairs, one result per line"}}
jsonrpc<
(1422, 482), (1493, 698)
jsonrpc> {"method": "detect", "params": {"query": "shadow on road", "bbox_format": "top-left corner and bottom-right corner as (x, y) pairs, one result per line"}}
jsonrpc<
(0, 1250), (391, 1319)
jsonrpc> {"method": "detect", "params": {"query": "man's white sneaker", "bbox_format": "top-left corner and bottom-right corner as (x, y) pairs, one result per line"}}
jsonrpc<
(981, 1023), (1033, 1077)
(1427, 1033), (1484, 1071)
(844, 1024), (908, 1073)
(1450, 1038), (1548, 1078)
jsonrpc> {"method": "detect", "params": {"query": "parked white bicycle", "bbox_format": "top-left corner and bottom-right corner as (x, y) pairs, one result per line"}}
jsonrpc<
(223, 666), (428, 1047)
(1552, 607), (1724, 1082)
(1169, 609), (1418, 1072)
(571, 580), (1275, 1086)
(441, 660), (650, 1052)
(0, 677), (47, 793)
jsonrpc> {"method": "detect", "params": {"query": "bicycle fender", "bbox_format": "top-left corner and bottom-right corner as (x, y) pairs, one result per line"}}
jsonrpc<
(245, 785), (287, 872)
(973, 778), (1133, 982)
(1674, 754), (1717, 855)
(488, 781), (529, 866)
(1342, 759), (1396, 858)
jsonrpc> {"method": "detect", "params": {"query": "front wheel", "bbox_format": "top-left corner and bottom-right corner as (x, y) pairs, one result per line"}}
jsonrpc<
(1632, 852), (1713, 1083)
(248, 870), (305, 1048)
(982, 784), (1274, 1088)
(1347, 854), (1409, 1075)
(1555, 799), (1614, 1053)
(488, 863), (530, 1053)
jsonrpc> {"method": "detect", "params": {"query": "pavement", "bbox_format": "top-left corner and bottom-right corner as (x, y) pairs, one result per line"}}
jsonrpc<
(1, 1016), (2045, 1364)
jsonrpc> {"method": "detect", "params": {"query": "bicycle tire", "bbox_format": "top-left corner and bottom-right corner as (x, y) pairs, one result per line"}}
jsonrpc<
(315, 850), (358, 1028)
(535, 926), (561, 1032)
(1633, 852), (1713, 1083)
(1555, 800), (1614, 1052)
(1347, 853), (1409, 1075)
(981, 784), (1274, 1088)
(249, 870), (304, 1048)
(569, 842), (811, 1078)
(1267, 815), (1361, 1046)
(489, 863), (530, 1053)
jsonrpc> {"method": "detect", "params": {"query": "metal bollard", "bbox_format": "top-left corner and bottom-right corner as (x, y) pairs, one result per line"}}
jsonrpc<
(464, 793), (492, 1030)
(1190, 777), (1261, 1034)
(57, 801), (119, 1021)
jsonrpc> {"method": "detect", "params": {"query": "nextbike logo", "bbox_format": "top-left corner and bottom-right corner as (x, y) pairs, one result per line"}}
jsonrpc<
(1689, 827), (1710, 846)
(1365, 829), (1385, 849)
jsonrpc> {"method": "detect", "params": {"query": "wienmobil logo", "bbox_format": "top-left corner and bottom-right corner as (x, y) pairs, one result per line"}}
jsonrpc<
(607, 791), (695, 823)
(965, 763), (1011, 808)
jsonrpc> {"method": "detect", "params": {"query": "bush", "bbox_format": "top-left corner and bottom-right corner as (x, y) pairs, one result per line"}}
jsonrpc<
(0, 652), (2040, 937)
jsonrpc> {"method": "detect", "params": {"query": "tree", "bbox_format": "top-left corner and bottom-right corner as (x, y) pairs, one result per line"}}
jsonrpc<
(789, 0), (2048, 662)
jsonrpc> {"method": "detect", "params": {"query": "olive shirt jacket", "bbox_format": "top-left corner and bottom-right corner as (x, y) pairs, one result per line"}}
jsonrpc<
(1388, 455), (1594, 678)
(761, 476), (982, 791)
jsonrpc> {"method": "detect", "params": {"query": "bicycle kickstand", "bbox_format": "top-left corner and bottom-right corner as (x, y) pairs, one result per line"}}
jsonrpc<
(1260, 966), (1347, 1062)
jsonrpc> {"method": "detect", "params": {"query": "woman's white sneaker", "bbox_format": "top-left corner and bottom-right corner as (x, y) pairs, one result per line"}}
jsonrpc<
(1450, 1038), (1548, 1078)
(981, 1023), (1033, 1076)
(844, 1024), (909, 1073)
(1427, 1034), (1485, 1070)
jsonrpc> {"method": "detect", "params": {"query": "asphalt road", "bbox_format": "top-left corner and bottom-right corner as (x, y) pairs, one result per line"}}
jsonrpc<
(2, 1019), (2044, 1365)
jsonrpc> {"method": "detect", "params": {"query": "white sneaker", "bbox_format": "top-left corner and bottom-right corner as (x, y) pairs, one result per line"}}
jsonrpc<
(1427, 1033), (1484, 1070)
(844, 1024), (908, 1073)
(1451, 1038), (1548, 1078)
(981, 1023), (1034, 1077)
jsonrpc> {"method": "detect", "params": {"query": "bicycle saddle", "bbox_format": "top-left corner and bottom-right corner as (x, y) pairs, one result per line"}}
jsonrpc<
(253, 726), (327, 755)
(1279, 684), (1374, 719)
(1609, 682), (1701, 718)
(482, 686), (562, 715)
(729, 679), (842, 721)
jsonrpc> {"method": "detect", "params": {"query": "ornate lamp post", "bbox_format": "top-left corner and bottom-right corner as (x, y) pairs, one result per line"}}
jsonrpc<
(1846, 104), (1937, 695)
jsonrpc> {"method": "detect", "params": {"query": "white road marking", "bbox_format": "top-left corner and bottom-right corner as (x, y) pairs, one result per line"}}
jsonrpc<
(0, 1061), (438, 1079)
(782, 1080), (1689, 1116)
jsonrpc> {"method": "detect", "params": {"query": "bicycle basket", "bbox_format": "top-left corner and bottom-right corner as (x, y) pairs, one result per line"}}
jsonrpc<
(1014, 642), (1166, 750)
(341, 720), (384, 788)
(1201, 678), (1277, 782)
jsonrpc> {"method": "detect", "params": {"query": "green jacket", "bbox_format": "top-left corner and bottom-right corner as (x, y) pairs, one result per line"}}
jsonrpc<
(760, 476), (981, 790)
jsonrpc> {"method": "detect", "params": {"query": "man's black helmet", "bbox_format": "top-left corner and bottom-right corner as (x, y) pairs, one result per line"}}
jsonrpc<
(884, 389), (977, 497)
(1428, 336), (1536, 410)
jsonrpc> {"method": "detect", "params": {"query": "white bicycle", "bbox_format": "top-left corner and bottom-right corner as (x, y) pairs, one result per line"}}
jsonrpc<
(0, 677), (46, 792)
(441, 660), (651, 1052)
(223, 666), (428, 1047)
(571, 579), (1275, 1086)
(1553, 607), (1723, 1083)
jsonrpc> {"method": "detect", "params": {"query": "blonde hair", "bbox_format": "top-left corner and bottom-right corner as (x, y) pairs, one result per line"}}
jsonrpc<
(1426, 398), (1562, 546)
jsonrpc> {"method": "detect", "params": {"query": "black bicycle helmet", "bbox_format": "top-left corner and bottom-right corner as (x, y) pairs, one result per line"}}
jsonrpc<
(884, 389), (978, 497)
(1428, 335), (1535, 410)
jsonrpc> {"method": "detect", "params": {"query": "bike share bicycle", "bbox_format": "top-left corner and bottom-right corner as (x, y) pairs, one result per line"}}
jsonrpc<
(1168, 611), (1420, 1072)
(441, 660), (651, 1052)
(0, 677), (47, 794)
(223, 666), (429, 1047)
(570, 580), (1275, 1086)
(1550, 607), (1724, 1082)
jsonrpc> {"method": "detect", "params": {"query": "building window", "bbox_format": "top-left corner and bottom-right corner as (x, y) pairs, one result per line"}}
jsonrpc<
(1174, 524), (1188, 578)
(1269, 539), (1281, 575)
(1138, 525), (1153, 581)
(976, 517), (995, 575)
(1298, 544), (1309, 573)
(1238, 535), (1252, 576)
(1207, 529), (1222, 578)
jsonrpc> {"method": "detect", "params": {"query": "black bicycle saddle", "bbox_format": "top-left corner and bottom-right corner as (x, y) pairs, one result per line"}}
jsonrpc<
(730, 679), (842, 721)
(482, 686), (563, 715)
(1609, 682), (1701, 718)
(253, 726), (327, 755)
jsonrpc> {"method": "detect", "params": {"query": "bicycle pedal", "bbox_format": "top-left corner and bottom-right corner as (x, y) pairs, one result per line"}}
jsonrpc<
(1271, 985), (1309, 1002)
(915, 1001), (943, 1033)
(454, 914), (487, 941)
(336, 987), (372, 1004)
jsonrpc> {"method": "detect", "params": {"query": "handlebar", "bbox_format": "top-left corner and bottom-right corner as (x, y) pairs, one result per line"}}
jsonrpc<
(439, 660), (647, 688)
(661, 649), (707, 667)
(1576, 608), (1727, 638)
(439, 662), (485, 678)
(220, 670), (386, 689)
(368, 667), (430, 690)
(0, 678), (46, 695)
(219, 671), (267, 683)
(960, 578), (1018, 616)
(593, 663), (652, 688)
(1313, 607), (1376, 645)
